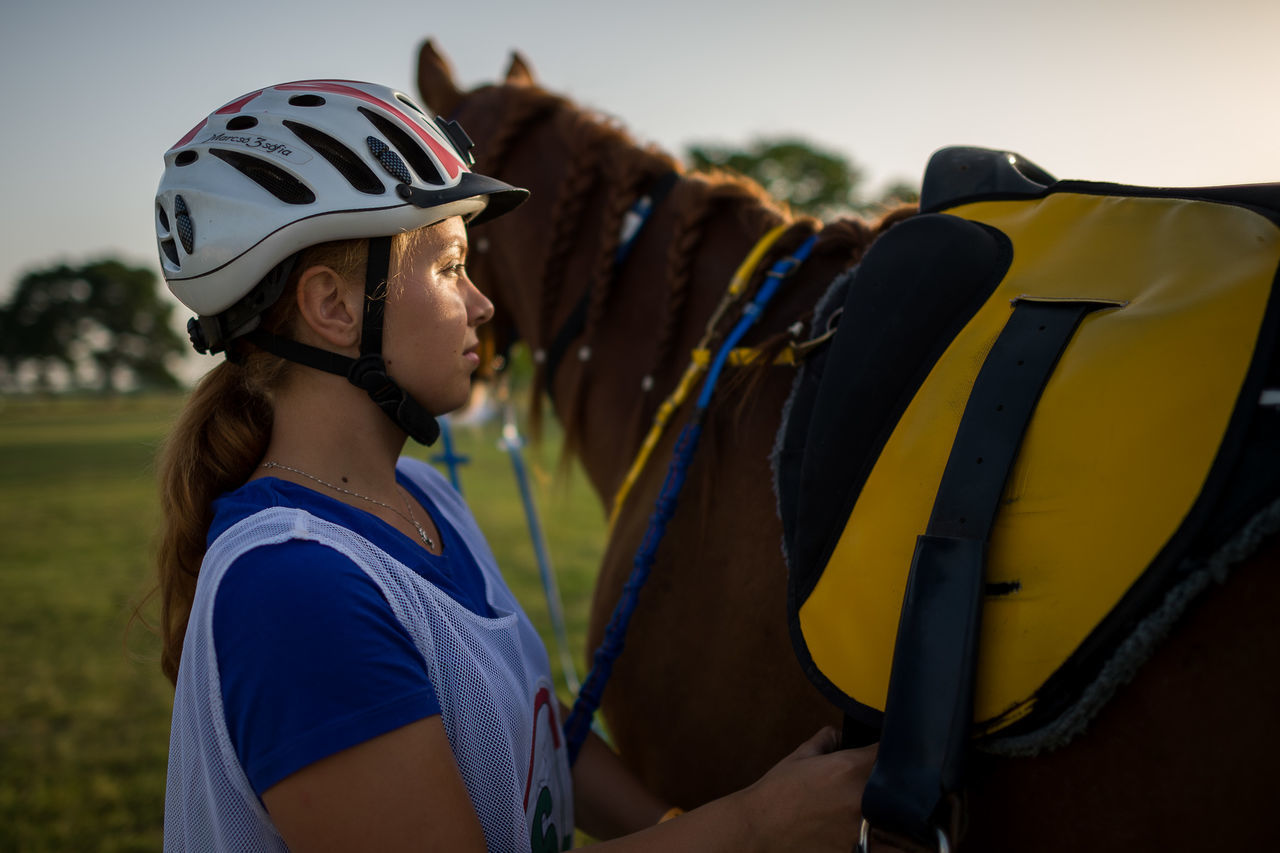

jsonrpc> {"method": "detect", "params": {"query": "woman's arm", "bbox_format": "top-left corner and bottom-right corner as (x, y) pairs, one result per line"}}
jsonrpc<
(264, 717), (875, 850)
(262, 716), (487, 852)
(570, 722), (671, 839)
(263, 716), (874, 853)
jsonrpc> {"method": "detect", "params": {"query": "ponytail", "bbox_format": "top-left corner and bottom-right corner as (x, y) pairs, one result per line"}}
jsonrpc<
(154, 362), (278, 683)
(151, 236), (375, 684)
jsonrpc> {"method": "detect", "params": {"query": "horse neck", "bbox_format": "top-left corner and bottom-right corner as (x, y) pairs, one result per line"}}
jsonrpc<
(466, 88), (822, 501)
(546, 179), (804, 502)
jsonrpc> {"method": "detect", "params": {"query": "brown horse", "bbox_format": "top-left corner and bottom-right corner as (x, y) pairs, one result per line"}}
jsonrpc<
(417, 41), (1280, 851)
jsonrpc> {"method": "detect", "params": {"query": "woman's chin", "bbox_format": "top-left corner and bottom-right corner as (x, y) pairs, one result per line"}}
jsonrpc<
(429, 388), (474, 419)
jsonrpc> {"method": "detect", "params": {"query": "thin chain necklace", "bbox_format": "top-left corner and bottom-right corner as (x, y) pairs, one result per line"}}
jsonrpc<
(261, 461), (437, 551)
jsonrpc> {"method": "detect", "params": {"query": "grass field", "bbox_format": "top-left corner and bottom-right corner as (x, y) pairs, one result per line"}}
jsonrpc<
(0, 393), (605, 851)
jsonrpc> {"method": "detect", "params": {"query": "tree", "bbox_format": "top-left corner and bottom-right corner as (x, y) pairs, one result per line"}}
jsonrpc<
(877, 179), (921, 208)
(685, 137), (916, 218)
(0, 259), (185, 392)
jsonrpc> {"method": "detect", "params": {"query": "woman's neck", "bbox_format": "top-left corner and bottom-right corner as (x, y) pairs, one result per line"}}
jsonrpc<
(257, 369), (408, 498)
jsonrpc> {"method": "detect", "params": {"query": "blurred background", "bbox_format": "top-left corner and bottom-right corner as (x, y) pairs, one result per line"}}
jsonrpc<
(4, 0), (1278, 361)
(3, 0), (1278, 390)
(1, 0), (1276, 847)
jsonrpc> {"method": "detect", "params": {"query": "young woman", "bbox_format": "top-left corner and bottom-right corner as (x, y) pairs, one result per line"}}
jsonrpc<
(154, 79), (875, 851)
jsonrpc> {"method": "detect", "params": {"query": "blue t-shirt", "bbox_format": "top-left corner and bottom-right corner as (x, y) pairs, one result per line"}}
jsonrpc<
(209, 461), (493, 796)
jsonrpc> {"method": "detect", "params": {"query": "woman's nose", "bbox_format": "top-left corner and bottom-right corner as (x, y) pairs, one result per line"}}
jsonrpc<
(468, 279), (494, 326)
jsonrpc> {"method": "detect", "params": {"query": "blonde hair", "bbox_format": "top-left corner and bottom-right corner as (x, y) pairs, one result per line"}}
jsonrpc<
(152, 232), (422, 684)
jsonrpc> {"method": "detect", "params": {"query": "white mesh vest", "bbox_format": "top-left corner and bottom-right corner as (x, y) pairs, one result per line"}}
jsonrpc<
(164, 492), (574, 851)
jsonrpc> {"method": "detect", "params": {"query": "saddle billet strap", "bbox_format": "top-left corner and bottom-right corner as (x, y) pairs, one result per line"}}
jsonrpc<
(861, 297), (1119, 847)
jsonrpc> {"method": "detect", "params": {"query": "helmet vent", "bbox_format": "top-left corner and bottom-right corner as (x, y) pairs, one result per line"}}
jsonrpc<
(395, 93), (429, 118)
(358, 107), (445, 185)
(366, 137), (413, 184)
(174, 195), (195, 253)
(210, 147), (317, 204)
(175, 150), (199, 166)
(156, 203), (171, 232)
(226, 115), (258, 131)
(283, 120), (384, 195)
(288, 94), (326, 107)
(161, 238), (180, 266)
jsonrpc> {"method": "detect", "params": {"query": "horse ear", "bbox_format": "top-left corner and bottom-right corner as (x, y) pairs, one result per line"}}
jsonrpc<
(417, 39), (463, 116)
(505, 51), (537, 87)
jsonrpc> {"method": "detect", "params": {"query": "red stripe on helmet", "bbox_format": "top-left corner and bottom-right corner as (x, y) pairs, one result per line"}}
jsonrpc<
(276, 80), (467, 179)
(216, 89), (265, 115)
(171, 118), (208, 151)
(171, 89), (265, 150)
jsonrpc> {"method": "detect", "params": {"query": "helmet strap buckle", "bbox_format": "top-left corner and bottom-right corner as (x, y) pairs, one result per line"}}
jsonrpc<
(347, 353), (440, 446)
(187, 316), (214, 355)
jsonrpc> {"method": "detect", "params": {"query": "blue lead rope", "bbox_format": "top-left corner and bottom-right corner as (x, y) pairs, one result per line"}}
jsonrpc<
(564, 232), (819, 763)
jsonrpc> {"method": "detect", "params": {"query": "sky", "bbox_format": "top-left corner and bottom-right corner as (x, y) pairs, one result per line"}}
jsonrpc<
(2, 0), (1277, 312)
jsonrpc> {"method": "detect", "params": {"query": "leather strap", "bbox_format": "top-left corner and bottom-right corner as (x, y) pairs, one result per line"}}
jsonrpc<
(361, 236), (392, 357)
(862, 297), (1116, 846)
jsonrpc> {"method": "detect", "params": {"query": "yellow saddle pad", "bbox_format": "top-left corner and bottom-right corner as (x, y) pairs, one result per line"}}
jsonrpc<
(778, 150), (1280, 745)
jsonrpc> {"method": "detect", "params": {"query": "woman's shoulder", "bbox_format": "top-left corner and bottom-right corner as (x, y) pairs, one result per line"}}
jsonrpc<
(215, 537), (387, 626)
(200, 481), (395, 609)
(208, 475), (318, 544)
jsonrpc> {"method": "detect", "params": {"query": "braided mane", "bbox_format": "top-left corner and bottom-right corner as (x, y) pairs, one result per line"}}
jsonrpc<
(460, 82), (907, 447)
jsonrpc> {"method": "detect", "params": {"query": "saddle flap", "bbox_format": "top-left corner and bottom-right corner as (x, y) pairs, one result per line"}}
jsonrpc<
(780, 167), (1280, 744)
(784, 213), (1012, 595)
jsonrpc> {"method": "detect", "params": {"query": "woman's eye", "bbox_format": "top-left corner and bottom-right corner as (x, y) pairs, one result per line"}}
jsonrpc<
(443, 262), (466, 276)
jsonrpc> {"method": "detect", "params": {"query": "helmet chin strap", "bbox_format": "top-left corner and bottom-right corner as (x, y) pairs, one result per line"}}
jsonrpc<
(245, 235), (441, 446)
(346, 236), (441, 446)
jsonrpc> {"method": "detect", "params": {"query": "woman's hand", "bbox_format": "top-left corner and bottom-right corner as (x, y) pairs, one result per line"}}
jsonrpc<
(734, 727), (877, 852)
(590, 726), (877, 852)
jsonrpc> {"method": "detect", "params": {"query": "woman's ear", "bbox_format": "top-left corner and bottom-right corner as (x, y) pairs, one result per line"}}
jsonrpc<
(295, 265), (363, 351)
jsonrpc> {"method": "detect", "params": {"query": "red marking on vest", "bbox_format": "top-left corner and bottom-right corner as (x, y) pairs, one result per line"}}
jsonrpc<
(522, 686), (562, 811)
(276, 80), (467, 179)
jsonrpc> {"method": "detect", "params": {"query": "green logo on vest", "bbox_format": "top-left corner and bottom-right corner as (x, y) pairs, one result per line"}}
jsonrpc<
(530, 785), (572, 851)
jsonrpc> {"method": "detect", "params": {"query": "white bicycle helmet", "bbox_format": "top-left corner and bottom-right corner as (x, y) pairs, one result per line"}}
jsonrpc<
(154, 79), (528, 444)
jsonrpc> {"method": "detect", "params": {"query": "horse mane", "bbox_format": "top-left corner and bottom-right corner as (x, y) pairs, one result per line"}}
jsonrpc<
(653, 170), (796, 380)
(465, 84), (675, 442)
(464, 82), (915, 455)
